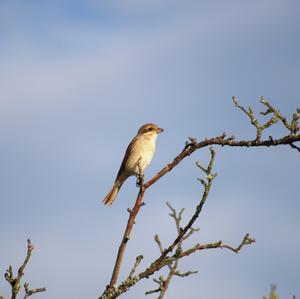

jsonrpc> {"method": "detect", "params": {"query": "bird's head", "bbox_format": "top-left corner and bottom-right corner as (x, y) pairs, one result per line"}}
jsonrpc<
(137, 123), (164, 136)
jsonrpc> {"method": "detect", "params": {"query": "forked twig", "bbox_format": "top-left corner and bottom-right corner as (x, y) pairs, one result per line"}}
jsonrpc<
(3, 239), (46, 299)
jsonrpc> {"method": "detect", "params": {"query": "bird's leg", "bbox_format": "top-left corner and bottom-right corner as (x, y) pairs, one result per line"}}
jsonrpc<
(136, 157), (144, 187)
(136, 174), (144, 187)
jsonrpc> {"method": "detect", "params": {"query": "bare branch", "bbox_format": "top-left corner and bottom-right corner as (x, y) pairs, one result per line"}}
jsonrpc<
(144, 131), (299, 194)
(146, 202), (200, 298)
(260, 97), (291, 130)
(166, 202), (184, 233)
(4, 239), (33, 299)
(179, 234), (255, 258)
(108, 184), (146, 287)
(3, 240), (46, 299)
(101, 98), (299, 298)
(221, 233), (255, 253)
(232, 96), (262, 140)
(154, 235), (172, 272)
(23, 283), (46, 299)
(145, 150), (217, 298)
(141, 148), (217, 279)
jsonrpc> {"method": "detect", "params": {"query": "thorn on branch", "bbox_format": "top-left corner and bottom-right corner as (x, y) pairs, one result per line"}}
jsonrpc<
(290, 143), (300, 153)
(220, 132), (227, 139)
(188, 137), (197, 144)
(183, 140), (189, 150)
(145, 287), (162, 295)
(196, 178), (206, 186)
(183, 137), (198, 151)
(227, 135), (236, 141)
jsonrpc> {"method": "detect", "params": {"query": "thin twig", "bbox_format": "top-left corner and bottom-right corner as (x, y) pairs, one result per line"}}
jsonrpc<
(23, 283), (46, 299)
(174, 270), (198, 277)
(179, 234), (255, 258)
(145, 287), (161, 295)
(4, 239), (33, 299)
(146, 202), (199, 298)
(154, 235), (172, 271)
(127, 256), (143, 279)
(260, 97), (291, 130)
(232, 96), (262, 140)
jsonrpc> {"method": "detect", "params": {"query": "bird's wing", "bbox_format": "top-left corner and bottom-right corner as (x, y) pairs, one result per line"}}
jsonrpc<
(115, 136), (137, 181)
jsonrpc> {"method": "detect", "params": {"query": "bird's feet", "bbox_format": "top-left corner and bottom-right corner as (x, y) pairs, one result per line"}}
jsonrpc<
(136, 174), (144, 187)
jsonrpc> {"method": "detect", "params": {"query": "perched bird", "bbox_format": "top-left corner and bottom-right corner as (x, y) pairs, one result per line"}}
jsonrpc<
(103, 123), (164, 205)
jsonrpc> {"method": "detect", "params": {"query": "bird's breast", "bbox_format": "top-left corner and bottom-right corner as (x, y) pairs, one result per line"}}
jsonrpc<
(126, 135), (157, 173)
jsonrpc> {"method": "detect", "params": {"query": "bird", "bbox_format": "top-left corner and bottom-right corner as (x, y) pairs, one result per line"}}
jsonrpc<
(103, 123), (164, 205)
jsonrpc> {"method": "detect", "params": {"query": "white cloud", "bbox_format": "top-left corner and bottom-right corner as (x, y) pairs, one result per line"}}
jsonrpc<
(1, 0), (297, 122)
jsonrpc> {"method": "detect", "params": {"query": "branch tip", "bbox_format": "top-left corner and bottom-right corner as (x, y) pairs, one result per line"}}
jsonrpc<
(128, 255), (143, 279)
(3, 240), (46, 299)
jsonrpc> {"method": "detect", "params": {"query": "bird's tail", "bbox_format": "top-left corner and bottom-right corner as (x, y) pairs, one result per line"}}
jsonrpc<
(102, 179), (123, 205)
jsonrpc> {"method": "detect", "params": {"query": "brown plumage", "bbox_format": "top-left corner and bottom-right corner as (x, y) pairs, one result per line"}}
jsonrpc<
(103, 123), (163, 205)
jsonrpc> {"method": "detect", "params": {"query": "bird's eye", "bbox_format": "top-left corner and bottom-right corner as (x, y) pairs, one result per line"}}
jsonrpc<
(148, 127), (153, 131)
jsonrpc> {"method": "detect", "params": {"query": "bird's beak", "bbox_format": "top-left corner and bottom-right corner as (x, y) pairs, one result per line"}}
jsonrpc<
(157, 127), (164, 133)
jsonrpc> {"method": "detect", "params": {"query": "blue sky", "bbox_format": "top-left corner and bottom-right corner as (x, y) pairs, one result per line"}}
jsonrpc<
(0, 1), (299, 298)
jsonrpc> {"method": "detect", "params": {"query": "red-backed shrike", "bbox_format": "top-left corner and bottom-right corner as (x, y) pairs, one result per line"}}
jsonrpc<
(103, 123), (163, 205)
